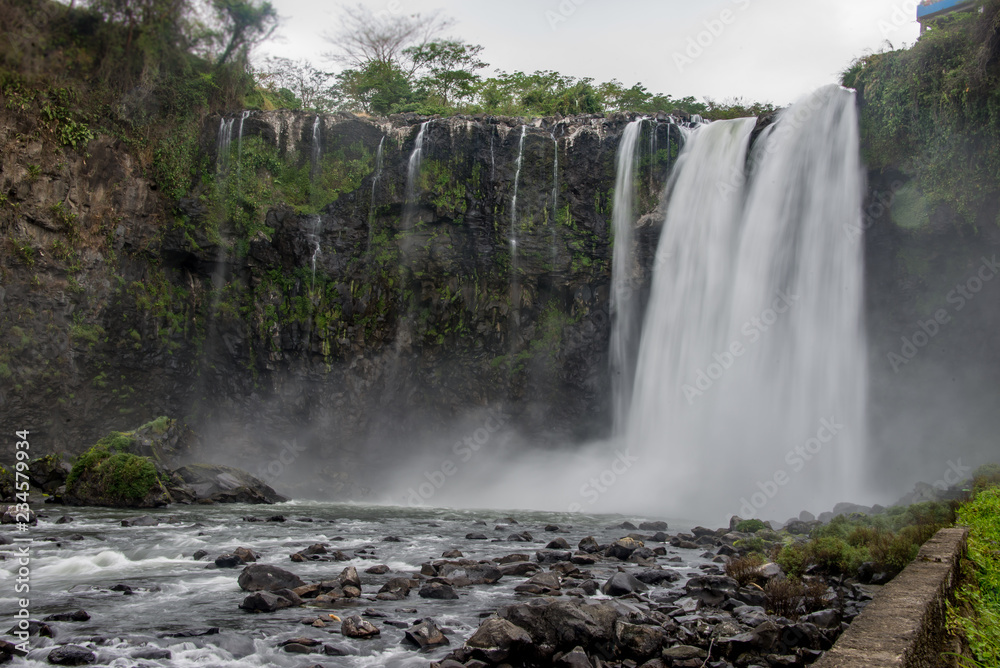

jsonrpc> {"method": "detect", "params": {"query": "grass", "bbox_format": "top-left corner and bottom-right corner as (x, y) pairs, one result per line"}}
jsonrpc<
(949, 485), (1000, 667)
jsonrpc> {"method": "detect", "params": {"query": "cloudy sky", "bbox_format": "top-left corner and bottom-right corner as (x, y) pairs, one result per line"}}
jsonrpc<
(257, 0), (922, 105)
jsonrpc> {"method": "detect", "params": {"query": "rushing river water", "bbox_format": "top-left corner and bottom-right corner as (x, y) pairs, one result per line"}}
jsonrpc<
(2, 503), (711, 667)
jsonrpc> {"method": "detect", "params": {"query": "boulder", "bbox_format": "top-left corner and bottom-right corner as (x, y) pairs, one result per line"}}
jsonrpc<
(46, 645), (96, 665)
(634, 569), (681, 586)
(338, 565), (361, 589)
(465, 616), (534, 663)
(237, 565), (305, 592)
(403, 619), (450, 649)
(607, 537), (642, 560)
(341, 615), (380, 639)
(601, 572), (648, 597)
(614, 619), (667, 660)
(497, 598), (619, 655)
(578, 536), (600, 553)
(171, 464), (287, 504)
(419, 583), (459, 600)
(239, 591), (298, 613)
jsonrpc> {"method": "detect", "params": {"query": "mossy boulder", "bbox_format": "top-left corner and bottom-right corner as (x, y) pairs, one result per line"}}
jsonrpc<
(64, 435), (170, 508)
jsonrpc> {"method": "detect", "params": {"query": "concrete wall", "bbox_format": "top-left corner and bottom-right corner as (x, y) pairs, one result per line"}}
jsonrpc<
(814, 527), (968, 668)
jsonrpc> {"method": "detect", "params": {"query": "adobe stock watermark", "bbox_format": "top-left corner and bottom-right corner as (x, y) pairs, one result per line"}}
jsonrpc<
(887, 255), (1000, 372)
(682, 290), (799, 404)
(877, 0), (922, 39)
(673, 0), (752, 74)
(545, 0), (589, 31)
(568, 448), (639, 512)
(736, 417), (843, 519)
(257, 439), (308, 483)
(403, 408), (511, 506)
(932, 459), (972, 491)
(845, 180), (905, 242)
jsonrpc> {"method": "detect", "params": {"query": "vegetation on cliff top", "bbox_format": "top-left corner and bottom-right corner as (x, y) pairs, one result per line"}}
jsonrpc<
(844, 0), (1000, 228)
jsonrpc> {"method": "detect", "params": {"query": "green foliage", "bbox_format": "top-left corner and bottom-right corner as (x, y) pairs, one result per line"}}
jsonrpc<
(736, 519), (768, 533)
(725, 553), (766, 586)
(950, 488), (1000, 666)
(973, 463), (1000, 492)
(847, 2), (1000, 226)
(67, 428), (161, 504)
(778, 502), (956, 579)
(138, 415), (171, 434)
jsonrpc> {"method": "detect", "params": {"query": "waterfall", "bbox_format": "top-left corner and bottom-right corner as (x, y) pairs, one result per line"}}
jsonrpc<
(367, 136), (385, 254)
(550, 134), (560, 269)
(609, 119), (646, 431)
(623, 85), (867, 521)
(403, 121), (431, 228)
(235, 110), (250, 179)
(307, 214), (322, 292)
(550, 134), (559, 223)
(509, 125), (527, 348)
(649, 119), (658, 191)
(490, 134), (496, 181)
(311, 116), (322, 173)
(216, 117), (235, 173)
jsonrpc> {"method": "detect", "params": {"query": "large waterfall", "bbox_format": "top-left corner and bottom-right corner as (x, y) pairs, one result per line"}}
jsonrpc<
(625, 85), (868, 521)
(609, 119), (646, 431)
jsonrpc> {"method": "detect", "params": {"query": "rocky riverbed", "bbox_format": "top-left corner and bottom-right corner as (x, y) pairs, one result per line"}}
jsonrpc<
(0, 503), (876, 667)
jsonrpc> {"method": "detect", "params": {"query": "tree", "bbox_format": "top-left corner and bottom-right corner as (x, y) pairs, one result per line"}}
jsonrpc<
(404, 40), (487, 106)
(258, 57), (340, 111)
(323, 3), (452, 74)
(211, 0), (278, 67)
(336, 60), (412, 115)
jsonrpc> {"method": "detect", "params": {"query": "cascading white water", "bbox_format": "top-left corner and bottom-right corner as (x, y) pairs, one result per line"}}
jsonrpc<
(403, 121), (431, 228)
(216, 117), (235, 173)
(624, 85), (868, 521)
(235, 110), (250, 179)
(509, 125), (528, 349)
(550, 133), (560, 268)
(307, 214), (322, 292)
(367, 136), (385, 254)
(490, 134), (496, 181)
(609, 119), (646, 430)
(311, 116), (322, 172)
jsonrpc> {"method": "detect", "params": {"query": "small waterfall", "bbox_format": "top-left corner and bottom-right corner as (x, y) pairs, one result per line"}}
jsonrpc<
(609, 119), (645, 430)
(509, 125), (527, 348)
(216, 117), (235, 173)
(550, 133), (560, 269)
(403, 121), (431, 228)
(550, 134), (559, 223)
(367, 136), (385, 254)
(311, 116), (322, 174)
(624, 85), (868, 520)
(490, 134), (496, 181)
(307, 214), (322, 292)
(649, 119), (658, 191)
(236, 110), (250, 178)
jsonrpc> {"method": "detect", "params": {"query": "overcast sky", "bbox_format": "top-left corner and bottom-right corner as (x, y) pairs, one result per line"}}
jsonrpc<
(257, 0), (922, 105)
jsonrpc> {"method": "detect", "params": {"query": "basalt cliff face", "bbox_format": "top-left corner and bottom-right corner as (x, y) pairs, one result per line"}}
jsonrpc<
(0, 108), (676, 496)
(3, 95), (999, 500)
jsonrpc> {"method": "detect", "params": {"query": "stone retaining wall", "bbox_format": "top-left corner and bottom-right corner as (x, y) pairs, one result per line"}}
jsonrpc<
(813, 527), (968, 668)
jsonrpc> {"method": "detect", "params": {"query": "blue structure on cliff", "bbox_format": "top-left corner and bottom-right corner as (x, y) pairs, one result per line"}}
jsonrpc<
(918, 0), (982, 32)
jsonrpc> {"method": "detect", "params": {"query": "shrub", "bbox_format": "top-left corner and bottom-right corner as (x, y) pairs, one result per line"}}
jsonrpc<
(765, 578), (804, 618)
(776, 543), (807, 578)
(973, 463), (1000, 493)
(736, 519), (767, 533)
(725, 553), (766, 586)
